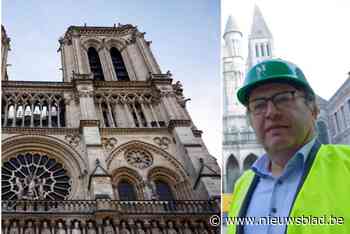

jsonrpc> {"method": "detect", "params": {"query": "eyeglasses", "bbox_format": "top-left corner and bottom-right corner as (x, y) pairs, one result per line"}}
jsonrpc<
(248, 90), (305, 115)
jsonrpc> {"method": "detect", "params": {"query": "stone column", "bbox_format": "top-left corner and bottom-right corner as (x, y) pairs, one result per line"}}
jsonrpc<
(71, 31), (84, 74)
(98, 102), (105, 127)
(121, 47), (137, 81)
(57, 102), (61, 127)
(148, 103), (160, 127)
(98, 47), (113, 81)
(107, 102), (115, 127)
(140, 102), (151, 127)
(30, 102), (35, 127)
(12, 103), (17, 127)
(131, 103), (142, 127)
(4, 102), (8, 127)
(48, 101), (52, 127)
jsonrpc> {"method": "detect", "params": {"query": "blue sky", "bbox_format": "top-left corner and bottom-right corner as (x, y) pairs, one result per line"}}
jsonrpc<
(2, 0), (222, 158)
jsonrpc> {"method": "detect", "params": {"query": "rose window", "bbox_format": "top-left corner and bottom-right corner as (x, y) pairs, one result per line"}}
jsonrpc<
(2, 153), (71, 200)
(125, 149), (153, 169)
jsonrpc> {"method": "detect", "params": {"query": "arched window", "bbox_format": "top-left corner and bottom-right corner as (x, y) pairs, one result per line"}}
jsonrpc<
(135, 102), (147, 127)
(88, 47), (105, 81)
(255, 44), (260, 57)
(24, 105), (31, 127)
(154, 180), (174, 200)
(226, 154), (240, 193)
(243, 153), (258, 170)
(8, 105), (15, 119)
(260, 44), (265, 56)
(110, 47), (129, 81)
(117, 180), (137, 201)
(7, 105), (15, 126)
(16, 105), (23, 118)
(266, 43), (270, 56)
(51, 105), (58, 127)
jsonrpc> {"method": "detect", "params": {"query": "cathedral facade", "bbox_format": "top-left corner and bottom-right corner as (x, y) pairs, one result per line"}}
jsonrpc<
(316, 75), (350, 145)
(1, 24), (220, 234)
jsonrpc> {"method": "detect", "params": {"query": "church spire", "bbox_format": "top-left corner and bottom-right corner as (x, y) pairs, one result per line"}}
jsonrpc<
(224, 15), (241, 38)
(247, 5), (274, 68)
(250, 5), (272, 39)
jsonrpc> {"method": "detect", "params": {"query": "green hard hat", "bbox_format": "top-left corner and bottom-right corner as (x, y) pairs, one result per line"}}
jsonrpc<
(237, 59), (315, 105)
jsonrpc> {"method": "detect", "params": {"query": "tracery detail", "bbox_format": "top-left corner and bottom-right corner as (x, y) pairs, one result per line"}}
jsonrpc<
(2, 153), (71, 200)
(125, 149), (153, 169)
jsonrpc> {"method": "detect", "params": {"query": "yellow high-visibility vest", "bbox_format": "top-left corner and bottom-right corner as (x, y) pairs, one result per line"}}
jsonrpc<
(228, 143), (350, 234)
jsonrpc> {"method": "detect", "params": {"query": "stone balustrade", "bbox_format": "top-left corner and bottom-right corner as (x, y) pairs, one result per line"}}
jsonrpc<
(2, 200), (220, 234)
(2, 199), (219, 215)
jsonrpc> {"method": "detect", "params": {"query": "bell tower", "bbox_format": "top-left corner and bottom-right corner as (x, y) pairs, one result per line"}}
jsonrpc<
(247, 5), (274, 68)
(56, 24), (220, 200)
(58, 24), (162, 82)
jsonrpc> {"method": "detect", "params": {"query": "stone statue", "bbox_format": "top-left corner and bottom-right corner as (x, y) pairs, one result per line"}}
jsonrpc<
(103, 220), (114, 234)
(86, 222), (96, 234)
(24, 221), (35, 234)
(41, 221), (51, 234)
(134, 222), (146, 234)
(166, 221), (177, 234)
(15, 178), (24, 200)
(150, 221), (162, 234)
(71, 221), (81, 234)
(56, 221), (66, 234)
(144, 180), (157, 200)
(182, 222), (192, 234)
(9, 221), (20, 234)
(38, 178), (46, 199)
(26, 177), (37, 198)
(119, 221), (130, 234)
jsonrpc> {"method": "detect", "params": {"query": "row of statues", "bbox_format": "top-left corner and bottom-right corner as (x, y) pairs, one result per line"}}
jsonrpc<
(6, 220), (212, 234)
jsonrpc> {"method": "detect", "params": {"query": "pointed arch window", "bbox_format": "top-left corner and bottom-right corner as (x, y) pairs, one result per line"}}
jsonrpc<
(8, 105), (15, 119)
(255, 44), (260, 57)
(88, 47), (105, 81)
(226, 154), (240, 193)
(260, 44), (265, 56)
(117, 180), (137, 201)
(266, 43), (271, 56)
(154, 180), (174, 200)
(110, 47), (130, 81)
(243, 154), (258, 170)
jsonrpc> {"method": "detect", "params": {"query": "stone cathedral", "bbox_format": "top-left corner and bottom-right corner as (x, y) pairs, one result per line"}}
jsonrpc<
(1, 24), (220, 234)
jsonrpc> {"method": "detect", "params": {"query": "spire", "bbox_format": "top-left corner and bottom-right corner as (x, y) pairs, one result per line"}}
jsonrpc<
(250, 5), (272, 38)
(224, 15), (241, 37)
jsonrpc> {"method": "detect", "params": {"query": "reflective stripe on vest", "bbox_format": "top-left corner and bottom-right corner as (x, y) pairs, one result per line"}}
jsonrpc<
(227, 144), (350, 234)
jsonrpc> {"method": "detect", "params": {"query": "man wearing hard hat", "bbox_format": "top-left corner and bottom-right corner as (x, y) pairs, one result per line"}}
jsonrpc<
(227, 59), (350, 234)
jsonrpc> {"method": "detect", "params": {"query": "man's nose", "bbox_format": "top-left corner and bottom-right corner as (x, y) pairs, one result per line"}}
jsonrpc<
(264, 100), (280, 118)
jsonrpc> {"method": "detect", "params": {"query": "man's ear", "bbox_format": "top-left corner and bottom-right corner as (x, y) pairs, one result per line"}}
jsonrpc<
(246, 109), (252, 126)
(306, 101), (319, 119)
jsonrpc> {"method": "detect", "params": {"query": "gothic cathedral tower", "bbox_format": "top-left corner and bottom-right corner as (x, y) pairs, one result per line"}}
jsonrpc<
(1, 24), (220, 234)
(247, 5), (274, 68)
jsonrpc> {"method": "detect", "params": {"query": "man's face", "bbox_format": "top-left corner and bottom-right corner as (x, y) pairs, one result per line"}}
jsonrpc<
(248, 83), (317, 155)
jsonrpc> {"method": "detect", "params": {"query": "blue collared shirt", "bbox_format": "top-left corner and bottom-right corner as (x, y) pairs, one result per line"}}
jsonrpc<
(244, 138), (316, 234)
